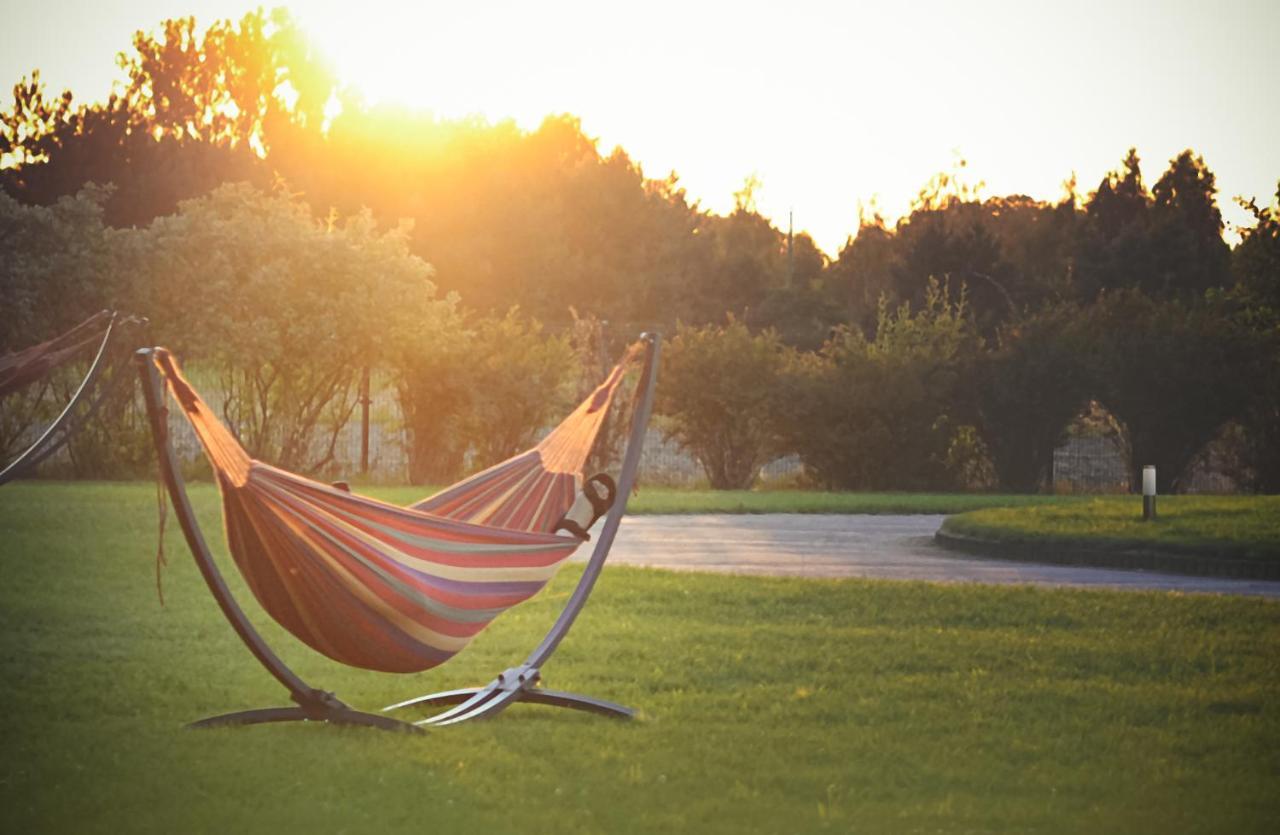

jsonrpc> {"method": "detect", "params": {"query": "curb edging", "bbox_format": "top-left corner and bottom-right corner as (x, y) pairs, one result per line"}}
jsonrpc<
(933, 529), (1280, 582)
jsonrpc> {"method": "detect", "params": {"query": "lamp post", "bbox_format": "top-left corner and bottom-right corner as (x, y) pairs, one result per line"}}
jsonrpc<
(1142, 465), (1157, 521)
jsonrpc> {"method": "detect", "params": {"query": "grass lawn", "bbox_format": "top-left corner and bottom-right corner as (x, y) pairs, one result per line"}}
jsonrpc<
(364, 484), (1074, 515)
(942, 495), (1280, 561)
(2, 482), (1279, 833)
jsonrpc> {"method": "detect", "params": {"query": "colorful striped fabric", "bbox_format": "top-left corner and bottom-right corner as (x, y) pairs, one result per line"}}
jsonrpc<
(414, 344), (642, 532)
(150, 346), (639, 673)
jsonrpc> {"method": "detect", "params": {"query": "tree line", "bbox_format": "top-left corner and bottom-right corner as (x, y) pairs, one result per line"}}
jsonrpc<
(2, 8), (1278, 491)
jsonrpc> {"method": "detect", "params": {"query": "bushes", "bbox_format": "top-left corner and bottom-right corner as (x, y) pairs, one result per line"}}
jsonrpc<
(118, 183), (447, 473)
(654, 282), (1274, 494)
(3, 181), (1274, 493)
(0, 187), (146, 472)
(973, 305), (1094, 492)
(656, 319), (791, 489)
(655, 284), (987, 492)
(0, 186), (116, 352)
(0, 182), (606, 483)
(395, 311), (575, 484)
(783, 281), (981, 490)
(1086, 290), (1267, 492)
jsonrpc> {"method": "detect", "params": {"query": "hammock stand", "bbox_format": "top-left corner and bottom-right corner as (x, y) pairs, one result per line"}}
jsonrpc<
(1, 311), (142, 487)
(386, 333), (660, 726)
(135, 333), (659, 733)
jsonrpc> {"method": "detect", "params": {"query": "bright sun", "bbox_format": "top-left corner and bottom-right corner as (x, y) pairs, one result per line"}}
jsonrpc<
(301, 3), (578, 128)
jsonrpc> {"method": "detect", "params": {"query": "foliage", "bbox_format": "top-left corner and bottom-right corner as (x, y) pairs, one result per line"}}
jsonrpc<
(655, 318), (792, 489)
(1231, 184), (1280, 491)
(0, 185), (115, 350)
(395, 310), (575, 484)
(973, 304), (1095, 491)
(0, 10), (325, 225)
(457, 312), (576, 469)
(0, 186), (140, 471)
(119, 182), (445, 473)
(785, 281), (981, 490)
(1077, 149), (1232, 301)
(3, 10), (1280, 492)
(392, 307), (474, 484)
(827, 170), (1077, 340)
(1087, 290), (1267, 492)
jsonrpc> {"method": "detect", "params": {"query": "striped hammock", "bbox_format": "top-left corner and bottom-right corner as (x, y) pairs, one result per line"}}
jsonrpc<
(149, 344), (641, 674)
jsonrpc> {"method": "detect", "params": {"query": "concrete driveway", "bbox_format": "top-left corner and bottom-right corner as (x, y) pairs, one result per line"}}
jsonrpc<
(582, 514), (1280, 598)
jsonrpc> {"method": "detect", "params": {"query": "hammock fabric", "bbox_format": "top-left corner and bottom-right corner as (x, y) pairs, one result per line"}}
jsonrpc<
(149, 344), (642, 674)
(0, 310), (114, 400)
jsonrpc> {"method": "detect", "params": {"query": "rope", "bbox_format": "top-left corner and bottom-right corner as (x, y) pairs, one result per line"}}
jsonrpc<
(153, 400), (169, 607)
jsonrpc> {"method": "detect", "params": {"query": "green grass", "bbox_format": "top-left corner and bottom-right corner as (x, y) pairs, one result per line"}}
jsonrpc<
(943, 495), (1280, 560)
(2, 482), (1279, 833)
(363, 483), (1073, 515)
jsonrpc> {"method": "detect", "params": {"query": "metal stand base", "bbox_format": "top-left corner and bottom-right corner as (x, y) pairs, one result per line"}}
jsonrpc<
(384, 665), (634, 726)
(190, 704), (424, 734)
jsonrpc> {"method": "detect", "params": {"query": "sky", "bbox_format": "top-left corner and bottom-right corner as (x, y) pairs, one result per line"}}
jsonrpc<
(2, 0), (1279, 256)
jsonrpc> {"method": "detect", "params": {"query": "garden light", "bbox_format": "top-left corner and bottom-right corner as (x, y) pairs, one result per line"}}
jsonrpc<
(1143, 465), (1157, 521)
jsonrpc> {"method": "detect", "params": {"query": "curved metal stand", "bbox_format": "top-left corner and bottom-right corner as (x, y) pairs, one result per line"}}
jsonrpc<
(190, 705), (422, 733)
(0, 314), (120, 486)
(136, 348), (422, 736)
(385, 332), (660, 726)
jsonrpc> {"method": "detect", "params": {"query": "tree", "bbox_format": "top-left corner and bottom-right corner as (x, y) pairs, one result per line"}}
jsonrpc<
(830, 187), (1076, 342)
(1078, 148), (1232, 301)
(0, 185), (115, 350)
(827, 214), (899, 334)
(119, 182), (445, 474)
(0, 10), (334, 226)
(0, 186), (121, 467)
(457, 312), (576, 469)
(1076, 148), (1155, 300)
(785, 280), (981, 490)
(395, 311), (576, 484)
(1088, 290), (1264, 492)
(1230, 183), (1280, 491)
(973, 304), (1094, 491)
(656, 318), (792, 489)
(1148, 150), (1232, 297)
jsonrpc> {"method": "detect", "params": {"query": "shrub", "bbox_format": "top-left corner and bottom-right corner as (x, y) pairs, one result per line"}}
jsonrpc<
(973, 304), (1094, 492)
(786, 280), (981, 490)
(656, 318), (791, 489)
(1086, 290), (1265, 492)
(120, 183), (446, 474)
(395, 310), (575, 484)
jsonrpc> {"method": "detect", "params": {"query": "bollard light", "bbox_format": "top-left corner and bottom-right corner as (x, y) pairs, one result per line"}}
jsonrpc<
(1142, 465), (1157, 521)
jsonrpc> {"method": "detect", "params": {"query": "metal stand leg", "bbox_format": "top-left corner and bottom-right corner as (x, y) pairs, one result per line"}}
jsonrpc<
(384, 664), (634, 726)
(518, 688), (634, 719)
(190, 704), (423, 734)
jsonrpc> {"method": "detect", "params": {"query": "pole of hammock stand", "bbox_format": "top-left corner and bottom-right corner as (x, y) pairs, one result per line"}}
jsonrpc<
(525, 331), (660, 670)
(135, 348), (421, 734)
(387, 332), (661, 725)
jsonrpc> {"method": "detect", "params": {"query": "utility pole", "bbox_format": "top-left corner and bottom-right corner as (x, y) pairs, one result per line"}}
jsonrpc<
(787, 209), (795, 282)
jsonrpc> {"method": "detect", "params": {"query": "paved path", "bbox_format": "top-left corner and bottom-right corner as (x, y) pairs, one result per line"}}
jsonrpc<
(581, 514), (1280, 598)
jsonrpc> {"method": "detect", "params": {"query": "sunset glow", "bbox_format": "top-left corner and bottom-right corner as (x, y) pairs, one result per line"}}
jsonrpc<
(4, 0), (1279, 253)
